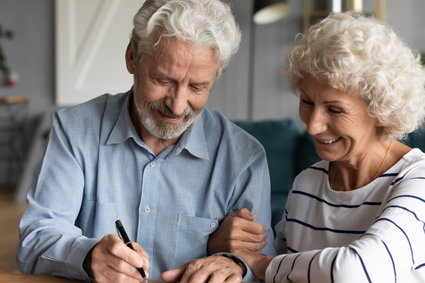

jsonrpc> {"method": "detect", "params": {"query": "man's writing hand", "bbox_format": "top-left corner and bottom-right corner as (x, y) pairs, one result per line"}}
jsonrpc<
(83, 234), (149, 283)
(162, 256), (243, 283)
(208, 208), (267, 255)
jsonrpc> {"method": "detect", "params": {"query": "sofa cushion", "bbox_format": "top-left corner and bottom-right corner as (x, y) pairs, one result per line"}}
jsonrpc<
(294, 132), (320, 176)
(401, 127), (425, 151)
(234, 119), (301, 228)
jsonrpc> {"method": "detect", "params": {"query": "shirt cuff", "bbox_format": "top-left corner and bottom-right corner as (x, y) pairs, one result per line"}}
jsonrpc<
(66, 237), (100, 281)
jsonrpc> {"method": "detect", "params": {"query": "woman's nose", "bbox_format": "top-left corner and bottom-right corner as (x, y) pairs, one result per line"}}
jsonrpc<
(305, 109), (327, 136)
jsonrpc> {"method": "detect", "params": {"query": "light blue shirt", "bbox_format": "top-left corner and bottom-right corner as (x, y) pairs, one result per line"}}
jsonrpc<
(17, 91), (275, 281)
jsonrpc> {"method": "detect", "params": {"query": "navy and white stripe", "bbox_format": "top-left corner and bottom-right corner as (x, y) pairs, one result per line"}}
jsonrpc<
(268, 148), (425, 282)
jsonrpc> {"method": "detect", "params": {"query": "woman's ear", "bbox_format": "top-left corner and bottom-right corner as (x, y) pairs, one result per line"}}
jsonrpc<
(125, 42), (136, 74)
(374, 118), (386, 133)
(375, 117), (384, 127)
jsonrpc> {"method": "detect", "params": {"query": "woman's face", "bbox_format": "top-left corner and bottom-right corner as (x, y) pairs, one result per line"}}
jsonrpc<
(299, 75), (381, 163)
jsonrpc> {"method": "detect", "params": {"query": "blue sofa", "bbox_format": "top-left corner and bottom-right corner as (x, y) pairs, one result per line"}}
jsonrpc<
(234, 119), (425, 229)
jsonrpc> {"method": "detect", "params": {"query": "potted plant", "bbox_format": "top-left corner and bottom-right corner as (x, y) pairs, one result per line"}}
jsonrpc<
(0, 24), (15, 86)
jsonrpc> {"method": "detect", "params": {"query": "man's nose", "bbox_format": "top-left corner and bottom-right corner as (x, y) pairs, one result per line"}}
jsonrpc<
(165, 87), (189, 116)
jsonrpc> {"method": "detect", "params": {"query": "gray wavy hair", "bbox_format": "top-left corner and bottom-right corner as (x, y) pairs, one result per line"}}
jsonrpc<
(130, 0), (241, 77)
(287, 12), (425, 139)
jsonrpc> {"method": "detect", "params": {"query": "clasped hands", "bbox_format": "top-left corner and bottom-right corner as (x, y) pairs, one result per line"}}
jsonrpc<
(83, 208), (267, 283)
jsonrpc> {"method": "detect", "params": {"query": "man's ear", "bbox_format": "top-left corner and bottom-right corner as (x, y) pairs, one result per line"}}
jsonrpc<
(125, 42), (136, 74)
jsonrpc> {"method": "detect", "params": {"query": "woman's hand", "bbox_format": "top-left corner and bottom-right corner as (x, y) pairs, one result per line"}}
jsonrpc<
(208, 208), (268, 254)
(234, 250), (274, 281)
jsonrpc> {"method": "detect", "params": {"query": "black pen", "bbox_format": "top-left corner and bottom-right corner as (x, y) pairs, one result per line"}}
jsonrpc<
(115, 220), (148, 282)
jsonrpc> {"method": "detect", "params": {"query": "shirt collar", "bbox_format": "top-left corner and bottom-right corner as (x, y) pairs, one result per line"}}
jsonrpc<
(173, 111), (209, 160)
(106, 92), (209, 160)
(106, 92), (140, 146)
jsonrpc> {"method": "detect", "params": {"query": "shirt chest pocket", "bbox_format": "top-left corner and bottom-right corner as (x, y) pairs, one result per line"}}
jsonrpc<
(175, 214), (219, 264)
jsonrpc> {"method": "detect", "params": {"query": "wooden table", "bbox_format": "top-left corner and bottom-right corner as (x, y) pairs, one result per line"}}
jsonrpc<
(0, 274), (84, 283)
(0, 273), (167, 282)
(0, 273), (256, 282)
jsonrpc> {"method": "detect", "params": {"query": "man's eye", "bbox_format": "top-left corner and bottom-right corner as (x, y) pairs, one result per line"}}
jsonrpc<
(157, 79), (172, 85)
(191, 85), (206, 93)
(328, 107), (343, 114)
(301, 99), (313, 105)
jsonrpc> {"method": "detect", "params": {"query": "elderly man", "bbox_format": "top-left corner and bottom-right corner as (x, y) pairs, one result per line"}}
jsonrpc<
(16, 0), (275, 282)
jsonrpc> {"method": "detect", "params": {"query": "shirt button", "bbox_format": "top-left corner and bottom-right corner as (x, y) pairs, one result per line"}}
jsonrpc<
(210, 222), (216, 229)
(150, 162), (156, 167)
(144, 207), (151, 213)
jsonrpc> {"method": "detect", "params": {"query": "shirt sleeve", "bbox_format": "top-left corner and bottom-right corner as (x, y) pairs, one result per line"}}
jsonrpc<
(16, 112), (98, 281)
(274, 209), (288, 254)
(231, 146), (277, 281)
(267, 176), (425, 283)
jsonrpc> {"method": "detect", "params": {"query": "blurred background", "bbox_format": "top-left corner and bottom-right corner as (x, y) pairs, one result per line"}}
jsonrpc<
(0, 0), (424, 273)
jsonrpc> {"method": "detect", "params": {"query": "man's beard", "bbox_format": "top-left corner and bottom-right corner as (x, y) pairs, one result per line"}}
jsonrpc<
(134, 99), (198, 140)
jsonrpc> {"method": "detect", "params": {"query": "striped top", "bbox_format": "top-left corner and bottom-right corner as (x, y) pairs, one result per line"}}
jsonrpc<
(269, 148), (425, 283)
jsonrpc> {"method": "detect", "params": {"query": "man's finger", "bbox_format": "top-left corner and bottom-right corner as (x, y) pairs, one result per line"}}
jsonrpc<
(162, 264), (187, 282)
(181, 268), (212, 283)
(104, 237), (148, 280)
(108, 256), (142, 280)
(109, 241), (144, 269)
(225, 273), (243, 283)
(131, 241), (150, 271)
(193, 268), (227, 283)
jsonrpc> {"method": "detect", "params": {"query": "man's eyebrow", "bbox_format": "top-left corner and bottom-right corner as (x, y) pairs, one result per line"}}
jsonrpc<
(191, 81), (212, 86)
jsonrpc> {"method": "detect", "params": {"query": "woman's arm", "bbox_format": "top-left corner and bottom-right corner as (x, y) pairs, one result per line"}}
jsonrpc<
(265, 177), (425, 282)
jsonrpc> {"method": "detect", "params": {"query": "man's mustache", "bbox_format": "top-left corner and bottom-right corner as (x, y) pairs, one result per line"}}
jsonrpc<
(148, 102), (194, 119)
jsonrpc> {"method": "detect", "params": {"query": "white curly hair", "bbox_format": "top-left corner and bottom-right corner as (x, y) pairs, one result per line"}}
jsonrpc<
(130, 0), (241, 77)
(287, 12), (425, 139)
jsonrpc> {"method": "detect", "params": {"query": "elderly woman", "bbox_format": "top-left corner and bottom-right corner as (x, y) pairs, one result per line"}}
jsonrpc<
(163, 11), (425, 283)
(234, 11), (425, 283)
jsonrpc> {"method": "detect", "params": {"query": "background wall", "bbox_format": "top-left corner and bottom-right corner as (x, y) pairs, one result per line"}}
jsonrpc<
(0, 0), (55, 119)
(0, 0), (425, 186)
(1, 0), (425, 121)
(0, 0), (54, 186)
